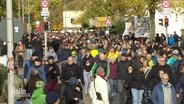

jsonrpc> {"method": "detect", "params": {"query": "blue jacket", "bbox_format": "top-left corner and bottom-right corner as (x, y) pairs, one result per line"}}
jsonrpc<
(24, 60), (33, 79)
(26, 66), (46, 83)
(176, 75), (184, 102)
(168, 37), (175, 46)
(152, 82), (177, 104)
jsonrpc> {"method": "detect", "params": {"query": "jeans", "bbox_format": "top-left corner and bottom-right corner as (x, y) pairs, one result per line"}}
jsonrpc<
(117, 79), (127, 104)
(15, 100), (23, 104)
(26, 49), (33, 60)
(18, 55), (23, 68)
(83, 70), (91, 93)
(131, 88), (144, 104)
(108, 79), (118, 95)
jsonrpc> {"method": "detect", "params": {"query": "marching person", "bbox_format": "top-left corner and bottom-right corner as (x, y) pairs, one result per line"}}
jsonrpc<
(15, 40), (26, 68)
(26, 58), (46, 95)
(89, 67), (109, 104)
(152, 73), (177, 104)
(81, 49), (94, 95)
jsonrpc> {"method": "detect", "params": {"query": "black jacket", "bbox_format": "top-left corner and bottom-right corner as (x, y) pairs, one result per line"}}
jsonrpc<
(129, 70), (144, 90)
(81, 55), (94, 72)
(60, 63), (82, 82)
(150, 64), (174, 86)
(117, 60), (130, 79)
(44, 63), (60, 84)
(64, 85), (82, 104)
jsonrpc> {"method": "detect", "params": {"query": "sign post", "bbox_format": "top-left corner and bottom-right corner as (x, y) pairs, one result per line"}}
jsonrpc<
(6, 0), (14, 103)
(105, 17), (112, 35)
(162, 0), (171, 43)
(164, 16), (169, 43)
(162, 0), (171, 16)
(40, 0), (49, 60)
(43, 16), (48, 60)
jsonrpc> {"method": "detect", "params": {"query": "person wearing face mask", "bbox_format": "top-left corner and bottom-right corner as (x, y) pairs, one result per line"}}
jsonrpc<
(151, 74), (177, 104)
(26, 58), (46, 95)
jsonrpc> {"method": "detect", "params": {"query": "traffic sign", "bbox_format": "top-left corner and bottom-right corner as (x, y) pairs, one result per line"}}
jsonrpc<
(95, 17), (112, 27)
(105, 18), (112, 26)
(162, 8), (171, 17)
(162, 0), (171, 8)
(42, 8), (48, 11)
(0, 18), (24, 43)
(95, 17), (107, 27)
(41, 11), (50, 17)
(40, 0), (49, 8)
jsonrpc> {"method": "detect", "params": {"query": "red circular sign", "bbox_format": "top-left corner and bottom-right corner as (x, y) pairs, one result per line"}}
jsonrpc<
(40, 0), (49, 8)
(162, 0), (171, 8)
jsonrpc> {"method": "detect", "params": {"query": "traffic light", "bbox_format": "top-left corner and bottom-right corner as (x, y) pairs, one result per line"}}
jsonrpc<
(31, 13), (34, 21)
(44, 22), (49, 31)
(159, 18), (163, 26)
(71, 18), (74, 24)
(164, 17), (169, 27)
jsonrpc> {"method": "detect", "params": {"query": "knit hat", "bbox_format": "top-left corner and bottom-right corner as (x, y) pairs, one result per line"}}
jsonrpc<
(48, 56), (54, 60)
(46, 92), (60, 104)
(32, 52), (38, 57)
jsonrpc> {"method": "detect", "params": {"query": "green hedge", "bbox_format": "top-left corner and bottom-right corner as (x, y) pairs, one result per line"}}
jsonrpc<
(0, 64), (7, 95)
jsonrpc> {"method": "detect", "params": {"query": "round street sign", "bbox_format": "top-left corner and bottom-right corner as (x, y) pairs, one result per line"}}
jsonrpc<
(0, 18), (24, 43)
(40, 0), (49, 8)
(162, 0), (171, 8)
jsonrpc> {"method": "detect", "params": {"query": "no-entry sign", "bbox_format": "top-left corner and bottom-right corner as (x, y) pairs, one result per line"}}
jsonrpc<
(162, 0), (171, 8)
(40, 0), (49, 8)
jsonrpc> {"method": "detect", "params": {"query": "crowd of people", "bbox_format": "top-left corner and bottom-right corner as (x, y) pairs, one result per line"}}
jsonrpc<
(1, 31), (184, 104)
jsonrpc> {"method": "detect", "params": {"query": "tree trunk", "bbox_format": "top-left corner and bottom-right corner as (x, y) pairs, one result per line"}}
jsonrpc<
(149, 8), (155, 41)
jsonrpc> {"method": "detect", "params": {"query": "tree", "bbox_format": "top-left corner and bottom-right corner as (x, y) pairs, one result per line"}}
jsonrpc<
(0, 0), (18, 19)
(111, 0), (148, 18)
(0, 0), (6, 18)
(146, 0), (161, 41)
(48, 0), (63, 30)
(23, 0), (64, 31)
(110, 20), (125, 34)
(66, 0), (114, 24)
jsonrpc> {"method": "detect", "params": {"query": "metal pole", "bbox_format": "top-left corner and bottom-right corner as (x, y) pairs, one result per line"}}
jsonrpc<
(166, 27), (168, 44)
(18, 0), (21, 20)
(44, 16), (48, 59)
(28, 0), (31, 34)
(6, 0), (14, 103)
(64, 0), (67, 32)
(22, 0), (24, 23)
